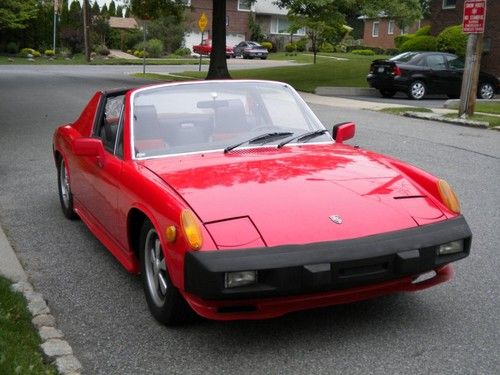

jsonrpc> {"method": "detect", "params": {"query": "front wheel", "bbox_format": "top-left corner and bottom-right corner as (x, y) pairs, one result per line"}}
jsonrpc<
(139, 220), (193, 325)
(478, 82), (495, 99)
(57, 157), (78, 220)
(407, 80), (426, 100)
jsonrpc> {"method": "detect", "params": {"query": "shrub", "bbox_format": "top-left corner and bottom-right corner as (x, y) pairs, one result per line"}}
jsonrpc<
(351, 49), (375, 56)
(173, 47), (191, 56)
(285, 43), (296, 53)
(415, 25), (431, 36)
(335, 43), (347, 53)
(138, 50), (149, 58)
(6, 42), (19, 54)
(18, 48), (40, 58)
(262, 39), (277, 52)
(385, 48), (400, 56)
(437, 25), (467, 58)
(295, 38), (307, 52)
(95, 45), (110, 56)
(133, 50), (140, 57)
(44, 49), (55, 57)
(319, 42), (334, 53)
(394, 35), (413, 49)
(126, 49), (133, 54)
(260, 41), (272, 51)
(400, 35), (437, 52)
(146, 38), (164, 58)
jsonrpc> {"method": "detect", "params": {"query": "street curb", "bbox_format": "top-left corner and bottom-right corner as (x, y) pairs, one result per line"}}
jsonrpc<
(0, 224), (82, 375)
(403, 111), (489, 128)
(315, 87), (378, 97)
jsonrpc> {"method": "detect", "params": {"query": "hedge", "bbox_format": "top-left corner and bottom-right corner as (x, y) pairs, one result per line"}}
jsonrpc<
(400, 35), (438, 52)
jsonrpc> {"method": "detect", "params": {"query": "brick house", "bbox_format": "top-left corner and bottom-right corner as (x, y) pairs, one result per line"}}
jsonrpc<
(360, 17), (429, 50)
(183, 0), (250, 50)
(429, 0), (499, 78)
(182, 0), (301, 51)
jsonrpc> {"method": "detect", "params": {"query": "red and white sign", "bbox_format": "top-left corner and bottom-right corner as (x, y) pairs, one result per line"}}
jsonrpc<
(463, 0), (486, 34)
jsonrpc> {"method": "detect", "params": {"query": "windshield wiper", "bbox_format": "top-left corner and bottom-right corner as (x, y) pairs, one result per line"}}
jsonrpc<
(224, 132), (293, 153)
(277, 129), (329, 148)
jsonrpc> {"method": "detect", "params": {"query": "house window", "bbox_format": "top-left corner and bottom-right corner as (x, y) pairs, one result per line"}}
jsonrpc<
(238, 0), (252, 11)
(388, 20), (395, 35)
(271, 16), (306, 36)
(442, 0), (456, 9)
(372, 21), (379, 37)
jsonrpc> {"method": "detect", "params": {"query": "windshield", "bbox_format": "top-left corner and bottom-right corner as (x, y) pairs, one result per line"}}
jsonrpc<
(131, 81), (329, 158)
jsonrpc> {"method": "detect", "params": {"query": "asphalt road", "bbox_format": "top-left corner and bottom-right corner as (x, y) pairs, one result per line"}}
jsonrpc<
(0, 66), (498, 375)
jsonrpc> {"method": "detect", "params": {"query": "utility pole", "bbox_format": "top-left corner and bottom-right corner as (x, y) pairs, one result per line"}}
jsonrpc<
(458, 0), (487, 118)
(82, 0), (90, 62)
(52, 0), (58, 53)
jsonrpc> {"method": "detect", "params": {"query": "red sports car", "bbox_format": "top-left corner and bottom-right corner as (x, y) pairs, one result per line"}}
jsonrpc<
(53, 80), (471, 325)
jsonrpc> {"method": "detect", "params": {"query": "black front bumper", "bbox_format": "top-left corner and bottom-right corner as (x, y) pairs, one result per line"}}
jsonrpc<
(184, 216), (471, 300)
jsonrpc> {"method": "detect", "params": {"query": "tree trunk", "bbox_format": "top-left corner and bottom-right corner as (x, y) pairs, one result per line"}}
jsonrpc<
(206, 0), (231, 79)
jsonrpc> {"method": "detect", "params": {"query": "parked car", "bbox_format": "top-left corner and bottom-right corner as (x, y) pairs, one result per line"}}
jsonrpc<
(53, 80), (471, 325)
(367, 51), (499, 100)
(192, 39), (233, 58)
(233, 41), (269, 59)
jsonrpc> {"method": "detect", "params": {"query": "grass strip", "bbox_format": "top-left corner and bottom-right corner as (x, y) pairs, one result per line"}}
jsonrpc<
(0, 55), (206, 66)
(475, 102), (500, 115)
(379, 107), (433, 115)
(0, 277), (57, 374)
(443, 112), (500, 127)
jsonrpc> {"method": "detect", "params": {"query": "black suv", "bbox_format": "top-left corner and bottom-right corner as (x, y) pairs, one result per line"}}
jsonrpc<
(367, 51), (499, 100)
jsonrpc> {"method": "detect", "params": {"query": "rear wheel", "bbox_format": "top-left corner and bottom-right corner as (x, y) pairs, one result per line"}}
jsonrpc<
(379, 89), (396, 98)
(478, 82), (495, 99)
(57, 157), (78, 220)
(139, 219), (194, 325)
(408, 80), (426, 100)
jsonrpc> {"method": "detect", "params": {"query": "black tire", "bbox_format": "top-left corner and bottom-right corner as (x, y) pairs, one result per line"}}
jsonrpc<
(478, 82), (495, 99)
(139, 219), (194, 325)
(260, 57), (267, 60)
(407, 80), (426, 100)
(379, 89), (396, 98)
(57, 157), (78, 220)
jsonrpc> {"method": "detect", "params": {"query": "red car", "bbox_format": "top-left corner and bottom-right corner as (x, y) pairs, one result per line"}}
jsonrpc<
(192, 39), (233, 58)
(53, 80), (471, 325)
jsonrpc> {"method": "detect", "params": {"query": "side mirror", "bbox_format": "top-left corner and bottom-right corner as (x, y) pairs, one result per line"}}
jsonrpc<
(332, 122), (355, 144)
(73, 138), (105, 159)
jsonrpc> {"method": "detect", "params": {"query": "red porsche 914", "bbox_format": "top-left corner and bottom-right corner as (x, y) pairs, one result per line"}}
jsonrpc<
(53, 80), (471, 325)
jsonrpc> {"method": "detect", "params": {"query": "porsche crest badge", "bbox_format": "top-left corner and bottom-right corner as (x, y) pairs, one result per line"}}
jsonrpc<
(329, 215), (343, 224)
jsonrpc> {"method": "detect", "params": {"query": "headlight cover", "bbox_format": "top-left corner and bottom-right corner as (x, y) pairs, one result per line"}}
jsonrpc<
(437, 179), (461, 214)
(181, 209), (203, 250)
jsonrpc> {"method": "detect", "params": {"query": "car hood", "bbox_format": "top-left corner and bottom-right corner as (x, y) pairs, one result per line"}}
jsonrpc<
(141, 145), (445, 247)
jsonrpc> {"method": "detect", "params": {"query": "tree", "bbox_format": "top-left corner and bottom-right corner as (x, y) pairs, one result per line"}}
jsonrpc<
(206, 0), (230, 79)
(116, 5), (123, 18)
(361, 0), (423, 30)
(91, 1), (100, 17)
(101, 4), (109, 17)
(0, 0), (38, 31)
(276, 0), (355, 64)
(109, 0), (117, 17)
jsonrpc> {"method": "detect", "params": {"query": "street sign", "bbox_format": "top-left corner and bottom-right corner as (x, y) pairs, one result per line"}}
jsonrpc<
(463, 0), (486, 34)
(198, 12), (208, 32)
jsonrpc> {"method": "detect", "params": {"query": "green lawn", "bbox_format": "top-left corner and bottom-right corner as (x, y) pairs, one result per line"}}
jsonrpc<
(0, 277), (57, 374)
(143, 52), (385, 92)
(475, 102), (500, 114)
